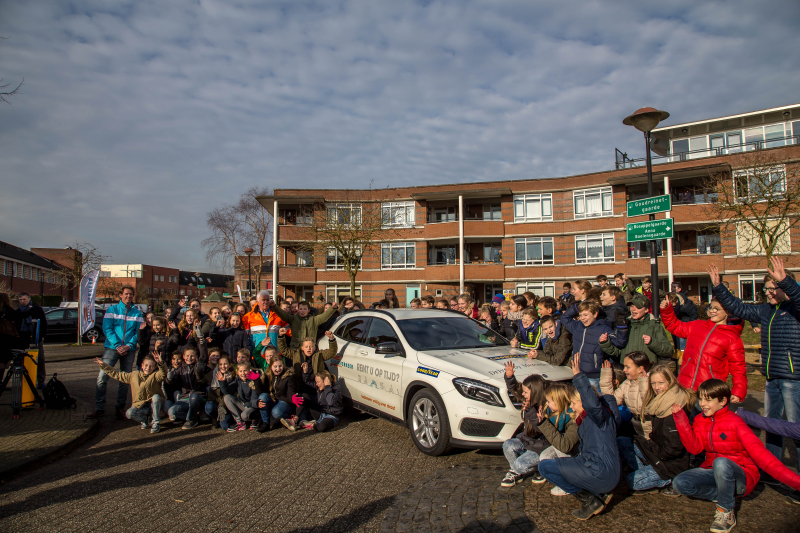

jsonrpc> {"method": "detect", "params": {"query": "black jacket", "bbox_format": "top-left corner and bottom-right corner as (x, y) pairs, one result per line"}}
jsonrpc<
(136, 327), (168, 366)
(601, 299), (630, 327)
(13, 304), (48, 340)
(634, 411), (690, 480)
(214, 327), (253, 359)
(302, 368), (343, 416)
(265, 368), (296, 404)
(219, 374), (263, 407)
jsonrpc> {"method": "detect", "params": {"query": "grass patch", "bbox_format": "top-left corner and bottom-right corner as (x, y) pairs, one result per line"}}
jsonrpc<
(727, 372), (765, 392)
(741, 323), (761, 345)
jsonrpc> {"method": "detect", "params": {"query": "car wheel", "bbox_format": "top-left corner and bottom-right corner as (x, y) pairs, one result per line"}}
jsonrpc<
(407, 388), (452, 456)
(83, 329), (101, 342)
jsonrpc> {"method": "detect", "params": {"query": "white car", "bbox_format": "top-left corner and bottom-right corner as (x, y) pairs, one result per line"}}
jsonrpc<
(319, 308), (573, 456)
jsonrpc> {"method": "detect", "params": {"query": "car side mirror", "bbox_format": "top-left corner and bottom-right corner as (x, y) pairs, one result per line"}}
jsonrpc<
(375, 342), (403, 357)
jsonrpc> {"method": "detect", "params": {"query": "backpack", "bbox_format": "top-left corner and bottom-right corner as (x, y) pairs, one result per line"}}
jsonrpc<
(43, 373), (77, 410)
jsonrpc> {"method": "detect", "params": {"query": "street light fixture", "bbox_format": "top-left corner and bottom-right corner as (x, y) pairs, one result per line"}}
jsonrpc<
(244, 248), (254, 300)
(623, 107), (670, 319)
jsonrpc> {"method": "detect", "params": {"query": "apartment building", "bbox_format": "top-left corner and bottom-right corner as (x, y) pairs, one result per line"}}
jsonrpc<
(101, 264), (181, 302)
(0, 241), (76, 301)
(258, 104), (800, 307)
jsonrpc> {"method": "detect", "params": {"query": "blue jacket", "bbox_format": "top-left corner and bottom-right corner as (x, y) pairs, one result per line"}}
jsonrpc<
(102, 301), (144, 351)
(560, 316), (629, 377)
(515, 319), (544, 350)
(554, 373), (621, 495)
(737, 407), (800, 440)
(713, 276), (800, 380)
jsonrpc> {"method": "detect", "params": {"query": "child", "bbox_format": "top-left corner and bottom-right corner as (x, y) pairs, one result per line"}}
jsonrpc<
(259, 354), (299, 432)
(501, 362), (579, 488)
(93, 353), (167, 433)
(162, 352), (184, 415)
(215, 313), (253, 360)
(236, 347), (253, 367)
(497, 300), (517, 340)
(278, 331), (338, 388)
(165, 347), (210, 429)
(620, 364), (694, 495)
(532, 315), (572, 366)
(299, 365), (343, 432)
(672, 379), (800, 532)
(409, 298), (422, 309)
(206, 355), (235, 430)
(137, 317), (168, 369)
(420, 295), (435, 309)
(511, 308), (542, 351)
(536, 297), (559, 320)
(538, 354), (621, 521)
(560, 300), (629, 391)
(435, 299), (450, 310)
(600, 351), (651, 436)
(478, 304), (501, 334)
(220, 361), (268, 432)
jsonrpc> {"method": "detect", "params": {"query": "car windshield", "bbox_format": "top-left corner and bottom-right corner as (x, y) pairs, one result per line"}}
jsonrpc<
(395, 315), (510, 351)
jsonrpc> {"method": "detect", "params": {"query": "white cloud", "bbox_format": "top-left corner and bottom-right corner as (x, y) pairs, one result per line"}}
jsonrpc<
(1, 0), (798, 270)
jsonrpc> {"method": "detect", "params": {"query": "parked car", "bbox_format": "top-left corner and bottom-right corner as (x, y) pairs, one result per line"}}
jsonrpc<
(319, 308), (573, 456)
(44, 308), (106, 343)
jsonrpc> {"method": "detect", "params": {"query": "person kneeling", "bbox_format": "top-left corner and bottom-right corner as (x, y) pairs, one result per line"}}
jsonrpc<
(299, 364), (343, 432)
(94, 352), (166, 433)
(220, 362), (268, 432)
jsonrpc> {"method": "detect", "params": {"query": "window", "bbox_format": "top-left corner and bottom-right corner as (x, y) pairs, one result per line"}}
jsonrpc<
(296, 249), (313, 266)
(515, 237), (554, 265)
(147, 287), (151, 294)
(366, 318), (400, 348)
(736, 221), (791, 256)
(628, 240), (670, 258)
(432, 206), (457, 223)
(45, 309), (66, 321)
(327, 203), (361, 227)
(326, 284), (361, 303)
(697, 232), (721, 254)
(515, 282), (555, 297)
(326, 247), (361, 270)
(335, 317), (370, 344)
(734, 166), (786, 200)
(513, 194), (552, 222)
(576, 234), (615, 264)
(430, 245), (458, 265)
(381, 243), (416, 269)
(573, 187), (613, 219)
(382, 201), (415, 228)
(483, 244), (502, 263)
(739, 274), (765, 303)
(483, 204), (502, 220)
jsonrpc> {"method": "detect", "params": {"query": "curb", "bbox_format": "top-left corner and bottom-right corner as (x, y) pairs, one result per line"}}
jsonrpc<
(0, 403), (100, 484)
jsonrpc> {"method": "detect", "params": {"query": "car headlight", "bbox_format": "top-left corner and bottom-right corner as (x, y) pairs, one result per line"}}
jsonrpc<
(452, 378), (505, 408)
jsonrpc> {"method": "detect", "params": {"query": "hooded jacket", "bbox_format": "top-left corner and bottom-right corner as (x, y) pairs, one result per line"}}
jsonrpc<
(713, 275), (800, 381)
(661, 304), (747, 399)
(100, 361), (167, 408)
(102, 301), (144, 351)
(166, 358), (210, 400)
(601, 298), (630, 327)
(271, 304), (338, 350)
(536, 323), (573, 367)
(560, 317), (629, 378)
(263, 367), (296, 404)
(674, 406), (800, 496)
(599, 313), (674, 364)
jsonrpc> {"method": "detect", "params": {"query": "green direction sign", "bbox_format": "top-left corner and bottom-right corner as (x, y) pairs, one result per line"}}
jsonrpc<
(627, 194), (671, 217)
(198, 285), (206, 289)
(627, 218), (674, 242)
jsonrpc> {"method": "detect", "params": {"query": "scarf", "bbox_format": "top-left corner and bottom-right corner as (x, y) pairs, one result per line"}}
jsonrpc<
(18, 304), (32, 331)
(641, 385), (691, 438)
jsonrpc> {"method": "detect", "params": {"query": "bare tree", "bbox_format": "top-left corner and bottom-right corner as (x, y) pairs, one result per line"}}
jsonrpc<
(297, 190), (398, 300)
(133, 283), (150, 305)
(59, 242), (109, 293)
(0, 77), (22, 104)
(703, 149), (800, 266)
(202, 186), (273, 297)
(97, 276), (123, 302)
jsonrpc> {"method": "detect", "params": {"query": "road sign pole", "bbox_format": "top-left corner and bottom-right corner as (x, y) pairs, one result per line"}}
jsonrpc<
(645, 131), (660, 320)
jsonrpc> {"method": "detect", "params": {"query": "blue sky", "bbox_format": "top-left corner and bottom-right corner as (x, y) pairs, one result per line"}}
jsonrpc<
(1, 1), (799, 272)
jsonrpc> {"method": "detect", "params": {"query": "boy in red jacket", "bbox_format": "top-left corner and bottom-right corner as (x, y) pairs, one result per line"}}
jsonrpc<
(671, 379), (800, 532)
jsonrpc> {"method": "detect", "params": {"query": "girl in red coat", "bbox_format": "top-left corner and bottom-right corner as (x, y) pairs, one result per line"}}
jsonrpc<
(672, 379), (800, 533)
(660, 298), (747, 404)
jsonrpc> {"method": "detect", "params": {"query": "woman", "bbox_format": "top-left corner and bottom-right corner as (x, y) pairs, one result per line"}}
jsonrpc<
(457, 293), (479, 319)
(0, 293), (18, 373)
(571, 280), (593, 303)
(660, 298), (746, 403)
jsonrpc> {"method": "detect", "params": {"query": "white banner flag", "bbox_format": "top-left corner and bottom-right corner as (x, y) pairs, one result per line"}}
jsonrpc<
(80, 269), (101, 334)
(237, 284), (243, 303)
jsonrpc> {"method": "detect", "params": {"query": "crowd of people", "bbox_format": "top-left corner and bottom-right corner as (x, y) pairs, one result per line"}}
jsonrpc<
(6, 257), (800, 532)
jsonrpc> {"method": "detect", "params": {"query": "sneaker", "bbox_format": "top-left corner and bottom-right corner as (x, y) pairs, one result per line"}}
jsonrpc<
(227, 425), (240, 433)
(150, 424), (160, 434)
(181, 419), (199, 430)
(710, 506), (736, 533)
(530, 472), (545, 484)
(660, 485), (681, 497)
(631, 487), (660, 495)
(115, 407), (126, 420)
(235, 422), (246, 431)
(298, 420), (314, 429)
(550, 486), (569, 496)
(140, 422), (149, 430)
(257, 422), (270, 433)
(85, 410), (105, 419)
(500, 471), (523, 487)
(280, 418), (296, 432)
(249, 421), (258, 430)
(787, 491), (800, 505)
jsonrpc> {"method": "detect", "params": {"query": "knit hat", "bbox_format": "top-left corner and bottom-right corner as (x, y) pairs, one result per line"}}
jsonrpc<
(492, 295), (506, 304)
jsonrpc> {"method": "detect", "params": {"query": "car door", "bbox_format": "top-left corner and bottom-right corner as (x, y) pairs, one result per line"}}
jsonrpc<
(329, 316), (371, 399)
(44, 309), (67, 339)
(355, 317), (405, 416)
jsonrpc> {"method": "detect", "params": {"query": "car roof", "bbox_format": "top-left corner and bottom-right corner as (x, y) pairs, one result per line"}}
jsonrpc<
(341, 308), (466, 321)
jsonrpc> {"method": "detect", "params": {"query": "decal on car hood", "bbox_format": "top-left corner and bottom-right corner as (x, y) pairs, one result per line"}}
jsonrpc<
(416, 346), (573, 383)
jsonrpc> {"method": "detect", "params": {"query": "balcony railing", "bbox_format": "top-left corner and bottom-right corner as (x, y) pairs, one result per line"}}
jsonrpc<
(615, 134), (800, 170)
(279, 261), (314, 267)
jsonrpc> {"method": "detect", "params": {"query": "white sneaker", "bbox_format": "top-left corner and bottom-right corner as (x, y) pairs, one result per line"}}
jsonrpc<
(550, 486), (569, 496)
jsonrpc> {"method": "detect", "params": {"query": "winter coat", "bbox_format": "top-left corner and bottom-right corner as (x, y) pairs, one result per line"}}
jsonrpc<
(632, 384), (693, 480)
(600, 368), (649, 435)
(515, 320), (544, 350)
(560, 317), (629, 378)
(661, 304), (747, 399)
(208, 369), (236, 404)
(13, 303), (48, 341)
(278, 336), (339, 384)
(166, 361), (210, 400)
(301, 367), (344, 416)
(102, 301), (144, 351)
(554, 373), (621, 495)
(619, 282), (636, 304)
(242, 306), (288, 370)
(713, 275), (800, 381)
(137, 328), (168, 367)
(219, 374), (264, 407)
(536, 323), (573, 367)
(674, 406), (800, 496)
(214, 327), (253, 359)
(263, 367), (296, 404)
(271, 304), (338, 350)
(498, 317), (518, 341)
(601, 299), (630, 327)
(100, 361), (167, 408)
(736, 407), (800, 440)
(599, 314), (674, 364)
(673, 291), (698, 322)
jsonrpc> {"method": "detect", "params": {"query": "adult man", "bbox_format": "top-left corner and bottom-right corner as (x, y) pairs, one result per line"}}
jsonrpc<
(614, 273), (636, 303)
(14, 292), (48, 387)
(599, 294), (673, 364)
(710, 258), (800, 462)
(87, 286), (144, 420)
(242, 290), (288, 370)
(271, 298), (338, 350)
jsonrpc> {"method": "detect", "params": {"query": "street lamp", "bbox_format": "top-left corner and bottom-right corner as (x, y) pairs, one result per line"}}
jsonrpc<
(623, 107), (669, 319)
(244, 248), (254, 300)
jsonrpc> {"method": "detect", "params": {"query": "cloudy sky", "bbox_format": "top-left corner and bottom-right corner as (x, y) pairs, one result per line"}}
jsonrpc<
(2, 1), (798, 272)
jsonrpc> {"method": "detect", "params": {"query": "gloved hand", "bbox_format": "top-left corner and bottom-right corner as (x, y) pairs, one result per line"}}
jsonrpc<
(246, 370), (260, 381)
(292, 394), (304, 407)
(615, 313), (629, 328)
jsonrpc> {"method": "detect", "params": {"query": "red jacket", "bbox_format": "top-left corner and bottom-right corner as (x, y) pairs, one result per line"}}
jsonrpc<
(661, 304), (747, 399)
(674, 406), (800, 495)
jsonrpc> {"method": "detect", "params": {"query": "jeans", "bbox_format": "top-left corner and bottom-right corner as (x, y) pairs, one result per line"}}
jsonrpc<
(261, 394), (291, 424)
(223, 394), (265, 424)
(618, 437), (670, 490)
(503, 438), (540, 475)
(96, 347), (135, 411)
(764, 378), (800, 460)
(672, 458), (747, 511)
(168, 392), (204, 422)
(538, 459), (581, 495)
(205, 401), (234, 430)
(126, 394), (162, 426)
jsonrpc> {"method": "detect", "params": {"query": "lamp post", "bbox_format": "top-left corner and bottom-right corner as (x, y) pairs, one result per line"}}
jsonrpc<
(244, 248), (254, 300)
(623, 107), (669, 319)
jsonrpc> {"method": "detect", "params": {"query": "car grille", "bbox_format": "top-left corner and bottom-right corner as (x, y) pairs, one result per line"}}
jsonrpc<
(459, 418), (505, 437)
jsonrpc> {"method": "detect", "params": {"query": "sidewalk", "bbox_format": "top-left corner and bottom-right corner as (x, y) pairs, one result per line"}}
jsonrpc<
(0, 401), (98, 482)
(43, 343), (105, 363)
